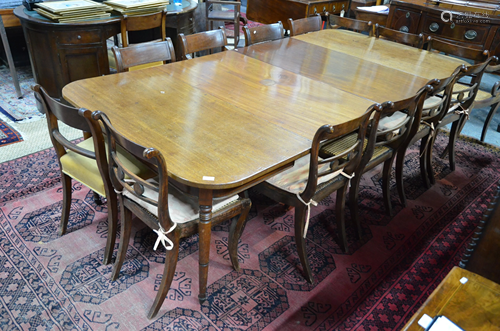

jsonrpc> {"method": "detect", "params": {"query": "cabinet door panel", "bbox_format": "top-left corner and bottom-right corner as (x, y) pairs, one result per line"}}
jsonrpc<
(390, 8), (421, 34)
(58, 45), (107, 84)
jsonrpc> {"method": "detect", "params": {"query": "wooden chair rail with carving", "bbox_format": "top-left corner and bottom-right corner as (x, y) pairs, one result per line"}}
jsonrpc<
(469, 63), (500, 142)
(112, 38), (176, 73)
(426, 37), (490, 62)
(243, 21), (285, 47)
(206, 0), (247, 48)
(375, 24), (424, 49)
(120, 10), (167, 47)
(429, 56), (497, 181)
(256, 104), (380, 283)
(32, 84), (118, 265)
(395, 66), (464, 207)
(92, 111), (252, 319)
(288, 14), (322, 37)
(328, 15), (372, 36)
(320, 84), (432, 239)
(179, 28), (229, 60)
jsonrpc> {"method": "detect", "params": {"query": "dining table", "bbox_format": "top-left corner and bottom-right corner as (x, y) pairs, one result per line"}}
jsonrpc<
(62, 28), (468, 303)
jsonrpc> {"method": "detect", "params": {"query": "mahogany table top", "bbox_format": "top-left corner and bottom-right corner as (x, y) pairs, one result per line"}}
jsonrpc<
(62, 29), (468, 191)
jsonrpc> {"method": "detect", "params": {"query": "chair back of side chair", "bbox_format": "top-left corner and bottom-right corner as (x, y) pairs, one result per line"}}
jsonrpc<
(179, 28), (228, 60)
(112, 38), (176, 72)
(121, 10), (167, 47)
(375, 24), (424, 49)
(243, 21), (285, 47)
(426, 37), (490, 62)
(288, 14), (322, 37)
(329, 15), (372, 35)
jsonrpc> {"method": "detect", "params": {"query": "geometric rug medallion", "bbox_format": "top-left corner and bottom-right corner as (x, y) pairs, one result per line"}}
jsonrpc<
(0, 119), (22, 147)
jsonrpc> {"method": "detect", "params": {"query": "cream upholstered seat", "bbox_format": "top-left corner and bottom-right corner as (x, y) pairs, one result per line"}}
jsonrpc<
(92, 110), (251, 319)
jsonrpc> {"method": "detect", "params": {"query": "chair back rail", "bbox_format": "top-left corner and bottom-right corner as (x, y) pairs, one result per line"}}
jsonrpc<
(112, 38), (176, 72)
(243, 21), (285, 46)
(300, 104), (379, 201)
(121, 10), (167, 47)
(426, 37), (490, 62)
(375, 24), (424, 49)
(329, 15), (372, 35)
(179, 28), (228, 60)
(288, 14), (322, 37)
(93, 111), (173, 231)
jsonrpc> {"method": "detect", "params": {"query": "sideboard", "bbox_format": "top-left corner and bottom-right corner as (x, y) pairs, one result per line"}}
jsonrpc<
(386, 0), (500, 57)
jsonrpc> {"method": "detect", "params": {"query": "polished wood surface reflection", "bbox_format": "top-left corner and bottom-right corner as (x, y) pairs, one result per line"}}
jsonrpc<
(62, 29), (469, 309)
(292, 29), (465, 80)
(402, 266), (500, 330)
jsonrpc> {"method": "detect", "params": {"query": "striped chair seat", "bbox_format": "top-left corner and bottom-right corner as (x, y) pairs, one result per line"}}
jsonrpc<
(320, 132), (390, 162)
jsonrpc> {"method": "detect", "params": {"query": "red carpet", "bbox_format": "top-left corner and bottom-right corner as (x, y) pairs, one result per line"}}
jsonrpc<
(225, 12), (263, 38)
(0, 134), (498, 330)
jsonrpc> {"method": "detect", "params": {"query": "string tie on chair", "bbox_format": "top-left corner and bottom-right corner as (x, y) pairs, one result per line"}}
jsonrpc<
(339, 171), (354, 187)
(296, 193), (318, 238)
(454, 107), (470, 120)
(420, 121), (435, 157)
(153, 223), (177, 251)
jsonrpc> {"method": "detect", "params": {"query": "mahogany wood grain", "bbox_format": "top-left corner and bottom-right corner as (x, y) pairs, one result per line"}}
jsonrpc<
(242, 21), (285, 47)
(402, 266), (500, 330)
(288, 14), (322, 37)
(292, 29), (466, 80)
(0, 9), (20, 28)
(121, 10), (167, 47)
(178, 28), (228, 60)
(238, 37), (431, 102)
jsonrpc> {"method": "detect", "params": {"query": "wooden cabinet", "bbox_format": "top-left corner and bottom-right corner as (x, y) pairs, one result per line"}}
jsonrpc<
(247, 0), (348, 30)
(387, 0), (500, 56)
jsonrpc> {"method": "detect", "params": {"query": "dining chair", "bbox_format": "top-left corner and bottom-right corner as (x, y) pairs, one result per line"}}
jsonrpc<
(395, 66), (465, 206)
(375, 24), (424, 49)
(32, 84), (152, 266)
(469, 63), (500, 142)
(288, 14), (322, 37)
(178, 28), (229, 60)
(92, 111), (252, 319)
(427, 56), (497, 181)
(320, 84), (432, 238)
(206, 0), (247, 48)
(427, 37), (490, 63)
(120, 10), (167, 47)
(112, 38), (176, 73)
(243, 21), (285, 47)
(256, 104), (381, 283)
(329, 15), (372, 35)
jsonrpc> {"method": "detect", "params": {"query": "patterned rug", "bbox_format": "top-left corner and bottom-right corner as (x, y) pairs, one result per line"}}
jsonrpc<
(0, 133), (498, 330)
(0, 65), (41, 121)
(0, 119), (22, 146)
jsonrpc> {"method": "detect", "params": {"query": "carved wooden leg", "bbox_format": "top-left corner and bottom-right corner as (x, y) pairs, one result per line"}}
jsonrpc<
(59, 174), (72, 236)
(148, 231), (180, 319)
(481, 102), (500, 142)
(336, 185), (349, 253)
(198, 189), (213, 303)
(349, 174), (363, 240)
(111, 198), (131, 281)
(103, 188), (118, 265)
(382, 155), (395, 217)
(228, 200), (252, 272)
(449, 120), (460, 171)
(294, 203), (313, 284)
(419, 135), (431, 189)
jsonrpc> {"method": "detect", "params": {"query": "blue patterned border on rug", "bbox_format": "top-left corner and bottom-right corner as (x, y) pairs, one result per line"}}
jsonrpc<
(0, 120), (22, 146)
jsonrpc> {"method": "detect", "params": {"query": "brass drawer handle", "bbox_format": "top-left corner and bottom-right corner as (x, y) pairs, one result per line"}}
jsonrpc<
(465, 30), (478, 40)
(399, 26), (409, 33)
(406, 12), (410, 18)
(450, 22), (455, 29)
(429, 22), (439, 32)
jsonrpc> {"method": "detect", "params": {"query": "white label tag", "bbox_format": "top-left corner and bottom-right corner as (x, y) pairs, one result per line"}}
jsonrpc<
(202, 176), (215, 181)
(460, 277), (468, 284)
(340, 10), (345, 17)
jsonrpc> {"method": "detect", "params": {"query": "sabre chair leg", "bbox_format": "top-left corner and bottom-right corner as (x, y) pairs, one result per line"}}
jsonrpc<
(59, 174), (72, 236)
(148, 231), (180, 319)
(233, 17), (239, 47)
(382, 155), (395, 217)
(395, 147), (409, 207)
(419, 135), (431, 189)
(228, 201), (252, 271)
(481, 102), (500, 142)
(426, 134), (437, 185)
(336, 185), (349, 253)
(448, 121), (460, 171)
(294, 204), (314, 284)
(103, 189), (118, 265)
(349, 174), (363, 240)
(111, 201), (132, 281)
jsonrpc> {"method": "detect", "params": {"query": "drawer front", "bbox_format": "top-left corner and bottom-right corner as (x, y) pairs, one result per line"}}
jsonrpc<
(422, 14), (490, 45)
(390, 8), (421, 34)
(57, 29), (102, 45)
